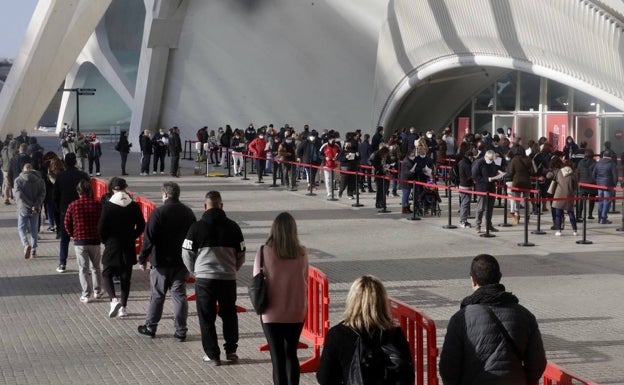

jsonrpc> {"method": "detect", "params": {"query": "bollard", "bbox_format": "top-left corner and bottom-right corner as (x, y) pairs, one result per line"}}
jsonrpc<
(352, 170), (363, 207)
(408, 182), (421, 221)
(499, 184), (513, 227)
(480, 191), (495, 238)
(443, 185), (456, 229)
(576, 195), (593, 244)
(531, 191), (547, 235)
(518, 196), (535, 246)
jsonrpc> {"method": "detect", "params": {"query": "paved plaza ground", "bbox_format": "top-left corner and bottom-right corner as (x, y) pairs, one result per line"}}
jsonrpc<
(0, 132), (622, 384)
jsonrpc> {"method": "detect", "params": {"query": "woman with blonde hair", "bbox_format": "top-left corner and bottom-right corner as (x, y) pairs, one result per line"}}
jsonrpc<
(253, 212), (308, 385)
(317, 275), (414, 385)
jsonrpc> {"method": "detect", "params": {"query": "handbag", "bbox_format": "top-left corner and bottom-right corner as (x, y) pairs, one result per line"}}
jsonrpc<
(248, 245), (268, 314)
(547, 179), (557, 195)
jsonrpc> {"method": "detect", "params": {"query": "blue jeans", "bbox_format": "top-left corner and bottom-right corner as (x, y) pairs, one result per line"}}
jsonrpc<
(597, 189), (613, 221)
(18, 211), (39, 251)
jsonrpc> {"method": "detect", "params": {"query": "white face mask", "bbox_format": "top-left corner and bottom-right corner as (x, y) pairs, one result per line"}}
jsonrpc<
(258, 135), (264, 139)
(426, 134), (432, 139)
(419, 154), (426, 158)
(285, 139), (292, 144)
(309, 136), (315, 141)
(485, 158), (493, 164)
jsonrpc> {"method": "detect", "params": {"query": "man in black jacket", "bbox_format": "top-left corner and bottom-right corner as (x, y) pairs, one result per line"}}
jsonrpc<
(168, 127), (182, 177)
(471, 150), (499, 234)
(137, 182), (196, 340)
(439, 254), (547, 385)
(53, 153), (89, 273)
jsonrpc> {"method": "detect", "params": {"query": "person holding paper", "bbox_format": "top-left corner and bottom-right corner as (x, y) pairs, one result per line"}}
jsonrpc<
(471, 150), (500, 233)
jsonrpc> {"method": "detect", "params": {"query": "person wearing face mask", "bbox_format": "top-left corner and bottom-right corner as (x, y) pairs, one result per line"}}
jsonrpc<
(151, 128), (169, 175)
(457, 142), (475, 228)
(425, 131), (439, 163)
(471, 150), (500, 233)
(562, 136), (579, 162)
(320, 133), (341, 198)
(410, 144), (435, 214)
(248, 130), (268, 183)
(230, 129), (245, 177)
(279, 134), (298, 190)
(296, 131), (322, 191)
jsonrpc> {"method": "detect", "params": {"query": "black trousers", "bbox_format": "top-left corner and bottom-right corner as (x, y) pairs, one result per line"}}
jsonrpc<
(153, 152), (166, 172)
(257, 159), (266, 181)
(170, 153), (180, 176)
(262, 322), (304, 385)
(195, 278), (238, 359)
(141, 152), (151, 174)
(102, 264), (133, 306)
(120, 152), (128, 174)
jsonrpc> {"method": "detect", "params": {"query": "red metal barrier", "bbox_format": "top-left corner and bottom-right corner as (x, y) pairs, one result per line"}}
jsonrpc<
(541, 362), (599, 385)
(258, 265), (330, 373)
(91, 178), (108, 201)
(388, 298), (439, 385)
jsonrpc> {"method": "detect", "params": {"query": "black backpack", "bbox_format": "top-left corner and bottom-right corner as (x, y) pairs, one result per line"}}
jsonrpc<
(348, 328), (413, 385)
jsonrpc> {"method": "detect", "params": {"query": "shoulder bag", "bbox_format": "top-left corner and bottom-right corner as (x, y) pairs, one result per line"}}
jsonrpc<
(248, 245), (268, 315)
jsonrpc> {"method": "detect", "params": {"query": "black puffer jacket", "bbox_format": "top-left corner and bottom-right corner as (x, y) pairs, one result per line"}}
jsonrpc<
(439, 284), (546, 385)
(576, 157), (596, 194)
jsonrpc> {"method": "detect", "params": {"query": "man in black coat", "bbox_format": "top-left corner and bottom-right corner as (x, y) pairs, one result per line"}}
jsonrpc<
(439, 254), (546, 385)
(98, 178), (145, 318)
(53, 153), (89, 273)
(168, 127), (182, 177)
(471, 150), (499, 233)
(137, 182), (196, 340)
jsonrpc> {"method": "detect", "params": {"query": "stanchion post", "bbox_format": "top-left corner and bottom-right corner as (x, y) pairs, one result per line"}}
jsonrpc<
(327, 168), (338, 201)
(242, 153), (249, 180)
(408, 181), (421, 221)
(306, 165), (316, 196)
(518, 196), (535, 246)
(379, 177), (390, 213)
(443, 185), (456, 229)
(576, 195), (593, 244)
(352, 170), (363, 207)
(226, 149), (232, 178)
(531, 191), (547, 235)
(499, 183), (513, 227)
(480, 191), (495, 238)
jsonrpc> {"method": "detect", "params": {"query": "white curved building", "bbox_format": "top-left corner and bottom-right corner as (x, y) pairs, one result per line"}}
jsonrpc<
(1, 0), (623, 155)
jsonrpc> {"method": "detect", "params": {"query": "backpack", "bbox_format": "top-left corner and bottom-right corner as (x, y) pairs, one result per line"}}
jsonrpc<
(348, 327), (413, 385)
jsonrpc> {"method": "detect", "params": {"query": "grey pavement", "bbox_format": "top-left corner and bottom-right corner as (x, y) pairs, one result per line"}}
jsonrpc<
(0, 131), (623, 384)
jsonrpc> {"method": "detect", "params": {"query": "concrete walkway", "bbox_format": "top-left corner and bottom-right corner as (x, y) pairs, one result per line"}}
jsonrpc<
(0, 132), (622, 384)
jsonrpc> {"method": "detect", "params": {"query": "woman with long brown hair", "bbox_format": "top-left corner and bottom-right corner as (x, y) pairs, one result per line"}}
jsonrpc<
(253, 212), (308, 385)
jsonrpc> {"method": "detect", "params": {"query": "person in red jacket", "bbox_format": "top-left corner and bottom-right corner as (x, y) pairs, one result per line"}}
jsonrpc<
(320, 133), (341, 197)
(248, 130), (268, 183)
(64, 179), (103, 303)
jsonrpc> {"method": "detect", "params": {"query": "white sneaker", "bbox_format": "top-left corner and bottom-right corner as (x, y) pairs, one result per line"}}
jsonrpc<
(94, 290), (105, 299)
(573, 231), (578, 236)
(80, 295), (92, 303)
(160, 171), (164, 175)
(118, 306), (127, 317)
(555, 231), (562, 236)
(109, 298), (122, 318)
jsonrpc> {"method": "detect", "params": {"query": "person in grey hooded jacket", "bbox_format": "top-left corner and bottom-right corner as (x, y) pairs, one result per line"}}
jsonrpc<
(13, 163), (45, 259)
(182, 190), (245, 366)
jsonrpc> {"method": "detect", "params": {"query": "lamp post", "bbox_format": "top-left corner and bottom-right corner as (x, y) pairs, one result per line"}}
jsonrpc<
(58, 88), (96, 134)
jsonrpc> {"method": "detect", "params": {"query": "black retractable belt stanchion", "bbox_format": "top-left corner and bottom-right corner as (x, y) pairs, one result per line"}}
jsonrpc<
(531, 191), (546, 235)
(328, 169), (338, 201)
(242, 154), (249, 180)
(480, 191), (495, 238)
(226, 150), (232, 177)
(576, 195), (593, 244)
(408, 182), (421, 221)
(518, 196), (535, 246)
(379, 178), (390, 213)
(499, 184), (512, 227)
(610, 192), (620, 214)
(352, 171), (363, 207)
(442, 185), (456, 228)
(306, 165), (316, 196)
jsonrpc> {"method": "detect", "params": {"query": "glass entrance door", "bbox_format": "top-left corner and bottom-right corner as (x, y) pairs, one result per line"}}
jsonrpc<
(493, 114), (515, 140)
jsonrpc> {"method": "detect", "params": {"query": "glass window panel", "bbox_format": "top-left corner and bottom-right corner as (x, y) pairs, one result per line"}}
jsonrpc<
(547, 80), (568, 111)
(602, 117), (624, 156)
(519, 73), (540, 111)
(573, 90), (599, 112)
(515, 115), (539, 146)
(495, 72), (517, 111)
(604, 102), (622, 113)
(475, 85), (494, 111)
(475, 113), (492, 133)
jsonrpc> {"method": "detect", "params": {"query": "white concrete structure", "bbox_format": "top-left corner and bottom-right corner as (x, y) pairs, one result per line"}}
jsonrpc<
(1, 0), (624, 150)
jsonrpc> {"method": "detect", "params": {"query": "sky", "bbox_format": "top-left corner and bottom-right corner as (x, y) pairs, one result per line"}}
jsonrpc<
(0, 0), (39, 59)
